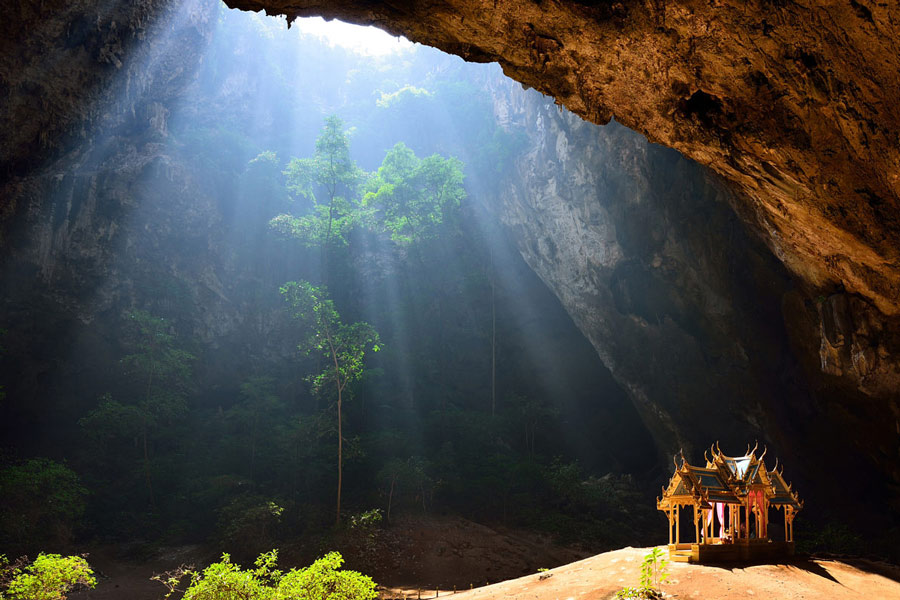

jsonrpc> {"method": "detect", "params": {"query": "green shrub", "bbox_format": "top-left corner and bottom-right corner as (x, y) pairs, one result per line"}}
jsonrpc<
(276, 552), (377, 600)
(796, 521), (865, 556)
(216, 494), (285, 552)
(157, 550), (377, 600)
(1, 553), (96, 600)
(0, 459), (87, 549)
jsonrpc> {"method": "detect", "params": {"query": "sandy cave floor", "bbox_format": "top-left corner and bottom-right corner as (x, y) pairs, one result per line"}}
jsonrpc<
(65, 516), (900, 600)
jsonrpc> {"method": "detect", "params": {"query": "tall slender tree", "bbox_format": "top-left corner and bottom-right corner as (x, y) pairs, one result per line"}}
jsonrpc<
(281, 281), (380, 526)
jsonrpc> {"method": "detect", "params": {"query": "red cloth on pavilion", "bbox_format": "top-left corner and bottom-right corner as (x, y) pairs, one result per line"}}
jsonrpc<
(749, 490), (767, 538)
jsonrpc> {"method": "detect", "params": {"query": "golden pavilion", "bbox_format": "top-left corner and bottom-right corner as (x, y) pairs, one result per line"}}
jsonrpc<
(657, 443), (803, 563)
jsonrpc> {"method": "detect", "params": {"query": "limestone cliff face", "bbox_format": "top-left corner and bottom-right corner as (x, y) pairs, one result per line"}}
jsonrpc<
(1, 0), (214, 272)
(484, 79), (783, 454)
(483, 76), (900, 504)
(1, 0), (210, 177)
(0, 0), (302, 400)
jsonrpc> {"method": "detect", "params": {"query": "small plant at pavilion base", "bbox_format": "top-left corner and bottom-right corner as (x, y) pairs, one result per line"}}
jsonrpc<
(1, 553), (96, 600)
(614, 547), (669, 600)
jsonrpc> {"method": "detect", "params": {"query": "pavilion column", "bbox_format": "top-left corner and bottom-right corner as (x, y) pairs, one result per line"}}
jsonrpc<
(784, 509), (788, 542)
(675, 505), (680, 544)
(667, 510), (671, 545)
(741, 503), (750, 540)
(756, 506), (762, 539)
(730, 505), (736, 539)
(694, 504), (700, 543)
(701, 508), (707, 542)
(668, 509), (674, 545)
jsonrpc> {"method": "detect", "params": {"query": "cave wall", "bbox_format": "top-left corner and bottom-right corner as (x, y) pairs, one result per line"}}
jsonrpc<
(481, 75), (900, 509)
(0, 0), (302, 427)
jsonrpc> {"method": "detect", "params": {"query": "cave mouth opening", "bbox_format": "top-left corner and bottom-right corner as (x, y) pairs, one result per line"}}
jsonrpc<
(0, 0), (665, 560)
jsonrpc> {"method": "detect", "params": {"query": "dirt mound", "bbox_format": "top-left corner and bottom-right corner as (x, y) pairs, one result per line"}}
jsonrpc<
(424, 547), (900, 600)
(364, 515), (590, 590)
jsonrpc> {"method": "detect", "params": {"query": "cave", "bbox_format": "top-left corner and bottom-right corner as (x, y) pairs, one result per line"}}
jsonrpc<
(1, 0), (899, 595)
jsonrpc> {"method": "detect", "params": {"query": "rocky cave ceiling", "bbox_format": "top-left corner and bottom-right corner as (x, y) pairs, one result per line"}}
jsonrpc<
(226, 0), (900, 319)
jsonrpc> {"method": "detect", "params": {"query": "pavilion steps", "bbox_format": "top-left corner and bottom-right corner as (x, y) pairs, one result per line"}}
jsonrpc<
(667, 541), (795, 564)
(668, 544), (695, 563)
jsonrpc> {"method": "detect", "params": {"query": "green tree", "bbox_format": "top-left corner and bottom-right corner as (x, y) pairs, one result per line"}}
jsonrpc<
(507, 392), (558, 457)
(281, 281), (380, 526)
(271, 116), (364, 251)
(226, 376), (283, 482)
(81, 310), (194, 509)
(363, 142), (465, 245)
(363, 144), (466, 410)
(122, 310), (194, 508)
(277, 551), (376, 600)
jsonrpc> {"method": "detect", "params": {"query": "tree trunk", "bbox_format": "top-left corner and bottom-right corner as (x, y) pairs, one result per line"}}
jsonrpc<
(143, 353), (156, 509)
(142, 424), (155, 509)
(328, 331), (343, 528)
(387, 476), (396, 522)
(249, 409), (259, 481)
(336, 385), (343, 527)
(490, 246), (496, 418)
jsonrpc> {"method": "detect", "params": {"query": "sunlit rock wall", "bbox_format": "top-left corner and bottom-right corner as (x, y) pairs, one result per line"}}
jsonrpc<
(482, 76), (899, 507)
(0, 0), (215, 279)
(485, 79), (790, 455)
